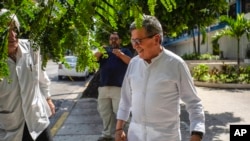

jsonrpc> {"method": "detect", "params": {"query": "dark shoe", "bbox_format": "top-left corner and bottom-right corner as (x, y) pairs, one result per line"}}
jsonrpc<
(97, 136), (113, 141)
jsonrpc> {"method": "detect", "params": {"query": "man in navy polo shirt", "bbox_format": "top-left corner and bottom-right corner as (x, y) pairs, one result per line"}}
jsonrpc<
(94, 32), (132, 141)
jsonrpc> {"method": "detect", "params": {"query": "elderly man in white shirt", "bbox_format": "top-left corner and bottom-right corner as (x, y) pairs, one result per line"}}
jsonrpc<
(115, 15), (205, 141)
(0, 9), (55, 141)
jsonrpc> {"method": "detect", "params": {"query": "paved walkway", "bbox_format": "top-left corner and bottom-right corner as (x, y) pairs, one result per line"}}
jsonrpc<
(53, 98), (102, 141)
(52, 86), (250, 141)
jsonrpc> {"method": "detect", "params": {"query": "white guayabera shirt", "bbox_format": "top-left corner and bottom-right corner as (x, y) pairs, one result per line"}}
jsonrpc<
(0, 39), (51, 141)
(117, 48), (205, 141)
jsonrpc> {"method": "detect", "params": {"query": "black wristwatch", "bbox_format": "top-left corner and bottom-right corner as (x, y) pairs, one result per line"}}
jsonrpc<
(191, 131), (203, 139)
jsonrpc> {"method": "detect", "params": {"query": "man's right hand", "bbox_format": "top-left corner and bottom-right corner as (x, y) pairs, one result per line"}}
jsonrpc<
(115, 130), (127, 141)
(94, 52), (102, 61)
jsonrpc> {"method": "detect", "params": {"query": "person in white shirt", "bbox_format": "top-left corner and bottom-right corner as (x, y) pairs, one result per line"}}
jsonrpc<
(115, 15), (205, 141)
(0, 9), (55, 141)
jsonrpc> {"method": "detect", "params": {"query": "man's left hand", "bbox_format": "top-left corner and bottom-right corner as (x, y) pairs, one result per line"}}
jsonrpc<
(47, 98), (56, 116)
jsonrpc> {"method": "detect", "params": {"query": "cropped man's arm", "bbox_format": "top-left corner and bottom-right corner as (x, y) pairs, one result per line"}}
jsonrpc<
(115, 119), (127, 141)
(178, 61), (205, 135)
(117, 53), (131, 64)
(39, 68), (56, 116)
(35, 49), (55, 116)
(113, 49), (131, 64)
(116, 119), (126, 131)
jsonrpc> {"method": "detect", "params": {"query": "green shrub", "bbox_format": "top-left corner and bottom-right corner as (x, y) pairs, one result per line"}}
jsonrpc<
(192, 64), (210, 82)
(182, 53), (219, 60)
(191, 64), (250, 84)
(181, 53), (199, 60)
(199, 53), (213, 60)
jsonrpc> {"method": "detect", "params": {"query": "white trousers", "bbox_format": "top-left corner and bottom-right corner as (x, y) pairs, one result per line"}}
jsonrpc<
(97, 86), (121, 137)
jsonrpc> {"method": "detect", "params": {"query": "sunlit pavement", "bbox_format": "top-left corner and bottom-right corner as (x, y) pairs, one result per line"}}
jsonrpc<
(50, 82), (250, 141)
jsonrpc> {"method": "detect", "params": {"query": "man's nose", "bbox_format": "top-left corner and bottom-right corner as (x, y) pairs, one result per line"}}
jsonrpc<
(110, 39), (118, 42)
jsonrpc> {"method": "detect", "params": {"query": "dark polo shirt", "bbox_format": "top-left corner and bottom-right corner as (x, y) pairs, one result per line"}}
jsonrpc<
(99, 47), (132, 87)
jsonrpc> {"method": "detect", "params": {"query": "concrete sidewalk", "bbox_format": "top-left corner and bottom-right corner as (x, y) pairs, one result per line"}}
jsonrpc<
(51, 98), (191, 141)
(53, 98), (102, 141)
(52, 86), (250, 141)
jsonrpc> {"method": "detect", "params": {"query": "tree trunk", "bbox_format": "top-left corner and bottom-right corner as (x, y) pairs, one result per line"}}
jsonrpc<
(192, 29), (197, 54)
(237, 38), (240, 77)
(81, 70), (100, 99)
(197, 26), (201, 55)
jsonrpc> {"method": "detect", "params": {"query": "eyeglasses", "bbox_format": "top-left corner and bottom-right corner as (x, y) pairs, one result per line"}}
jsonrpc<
(131, 34), (157, 45)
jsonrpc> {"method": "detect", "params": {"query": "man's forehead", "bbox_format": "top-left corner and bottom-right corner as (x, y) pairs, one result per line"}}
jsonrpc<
(131, 29), (147, 37)
(110, 34), (119, 38)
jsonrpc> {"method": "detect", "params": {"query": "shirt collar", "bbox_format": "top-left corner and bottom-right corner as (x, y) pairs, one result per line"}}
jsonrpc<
(143, 47), (164, 65)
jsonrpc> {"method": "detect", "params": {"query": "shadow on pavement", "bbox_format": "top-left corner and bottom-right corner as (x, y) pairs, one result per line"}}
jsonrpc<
(180, 104), (242, 141)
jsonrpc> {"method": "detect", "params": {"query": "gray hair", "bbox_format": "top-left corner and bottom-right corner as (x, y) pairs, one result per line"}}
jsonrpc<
(130, 15), (163, 43)
(0, 8), (20, 31)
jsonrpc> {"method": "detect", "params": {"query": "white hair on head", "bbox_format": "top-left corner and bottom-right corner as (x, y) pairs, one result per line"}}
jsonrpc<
(0, 8), (20, 31)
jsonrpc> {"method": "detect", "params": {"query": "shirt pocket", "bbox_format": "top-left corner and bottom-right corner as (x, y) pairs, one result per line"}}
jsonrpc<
(0, 112), (21, 130)
(25, 53), (39, 81)
(0, 79), (15, 94)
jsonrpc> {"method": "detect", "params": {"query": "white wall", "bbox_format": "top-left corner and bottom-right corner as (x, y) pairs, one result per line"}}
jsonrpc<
(166, 30), (249, 59)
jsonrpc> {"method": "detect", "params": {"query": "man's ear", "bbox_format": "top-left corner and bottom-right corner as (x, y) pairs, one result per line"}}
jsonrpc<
(154, 34), (161, 44)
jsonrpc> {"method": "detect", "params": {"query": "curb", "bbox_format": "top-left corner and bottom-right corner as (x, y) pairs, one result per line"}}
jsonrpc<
(50, 76), (92, 136)
(50, 100), (77, 137)
(50, 112), (70, 136)
(194, 81), (250, 89)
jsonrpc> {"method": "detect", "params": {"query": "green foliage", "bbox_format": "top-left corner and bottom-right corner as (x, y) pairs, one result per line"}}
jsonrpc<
(199, 53), (212, 60)
(148, 0), (157, 15)
(0, 0), (227, 80)
(0, 29), (9, 82)
(242, 66), (250, 83)
(0, 9), (11, 81)
(209, 67), (220, 83)
(199, 53), (219, 60)
(191, 64), (250, 84)
(192, 64), (210, 82)
(181, 53), (199, 60)
(212, 13), (250, 75)
(0, 0), (177, 80)
(219, 64), (238, 83)
(181, 53), (219, 60)
(158, 0), (228, 52)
